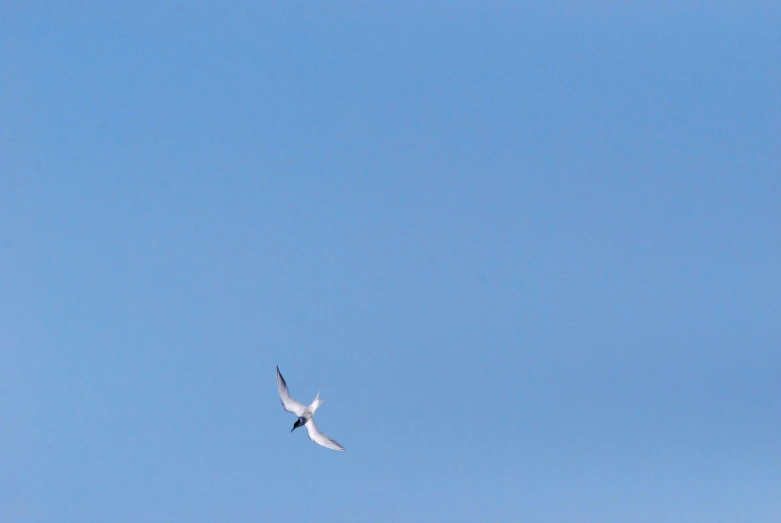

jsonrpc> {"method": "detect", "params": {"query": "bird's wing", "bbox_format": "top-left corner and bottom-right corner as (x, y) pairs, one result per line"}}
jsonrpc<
(304, 418), (345, 451)
(276, 366), (306, 417)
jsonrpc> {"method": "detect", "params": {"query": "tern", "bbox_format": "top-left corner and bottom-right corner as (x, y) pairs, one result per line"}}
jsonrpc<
(276, 366), (345, 451)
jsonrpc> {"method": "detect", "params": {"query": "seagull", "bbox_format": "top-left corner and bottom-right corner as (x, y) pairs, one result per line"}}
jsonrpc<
(276, 366), (345, 451)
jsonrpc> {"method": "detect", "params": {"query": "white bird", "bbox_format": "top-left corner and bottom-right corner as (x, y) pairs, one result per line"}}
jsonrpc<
(276, 366), (345, 451)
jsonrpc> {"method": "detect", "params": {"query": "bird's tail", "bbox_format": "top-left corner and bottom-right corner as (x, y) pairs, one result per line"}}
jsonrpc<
(309, 389), (324, 413)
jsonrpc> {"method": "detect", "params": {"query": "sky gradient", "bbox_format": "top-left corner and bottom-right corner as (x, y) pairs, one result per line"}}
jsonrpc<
(2, 2), (780, 522)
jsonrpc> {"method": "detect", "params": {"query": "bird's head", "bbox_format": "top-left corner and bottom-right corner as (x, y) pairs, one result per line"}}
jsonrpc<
(291, 418), (303, 432)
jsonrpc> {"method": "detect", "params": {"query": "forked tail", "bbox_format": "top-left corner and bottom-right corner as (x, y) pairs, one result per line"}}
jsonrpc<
(309, 389), (324, 413)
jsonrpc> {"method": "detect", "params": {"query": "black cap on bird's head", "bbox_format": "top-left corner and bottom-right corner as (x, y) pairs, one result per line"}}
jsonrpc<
(291, 418), (302, 432)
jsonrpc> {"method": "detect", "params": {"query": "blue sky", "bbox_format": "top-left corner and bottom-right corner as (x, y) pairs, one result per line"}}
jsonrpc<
(1, 2), (779, 522)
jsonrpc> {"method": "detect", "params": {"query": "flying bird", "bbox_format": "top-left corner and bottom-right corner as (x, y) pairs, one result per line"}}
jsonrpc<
(276, 366), (345, 451)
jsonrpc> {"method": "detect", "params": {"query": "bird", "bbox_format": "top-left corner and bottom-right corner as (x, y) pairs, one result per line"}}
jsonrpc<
(276, 366), (345, 451)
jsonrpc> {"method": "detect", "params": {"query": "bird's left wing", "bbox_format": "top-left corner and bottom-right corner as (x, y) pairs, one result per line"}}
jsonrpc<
(276, 366), (306, 417)
(304, 419), (345, 451)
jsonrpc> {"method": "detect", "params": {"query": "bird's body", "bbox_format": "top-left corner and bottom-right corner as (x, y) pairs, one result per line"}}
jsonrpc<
(276, 366), (345, 451)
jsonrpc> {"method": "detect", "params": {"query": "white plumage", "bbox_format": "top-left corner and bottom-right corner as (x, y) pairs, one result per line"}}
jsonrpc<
(276, 366), (345, 451)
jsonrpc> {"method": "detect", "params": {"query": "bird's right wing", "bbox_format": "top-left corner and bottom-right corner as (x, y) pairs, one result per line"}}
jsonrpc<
(304, 418), (345, 451)
(276, 366), (306, 417)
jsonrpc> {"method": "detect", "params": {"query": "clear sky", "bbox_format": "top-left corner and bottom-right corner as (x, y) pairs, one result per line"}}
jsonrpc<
(1, 2), (779, 522)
